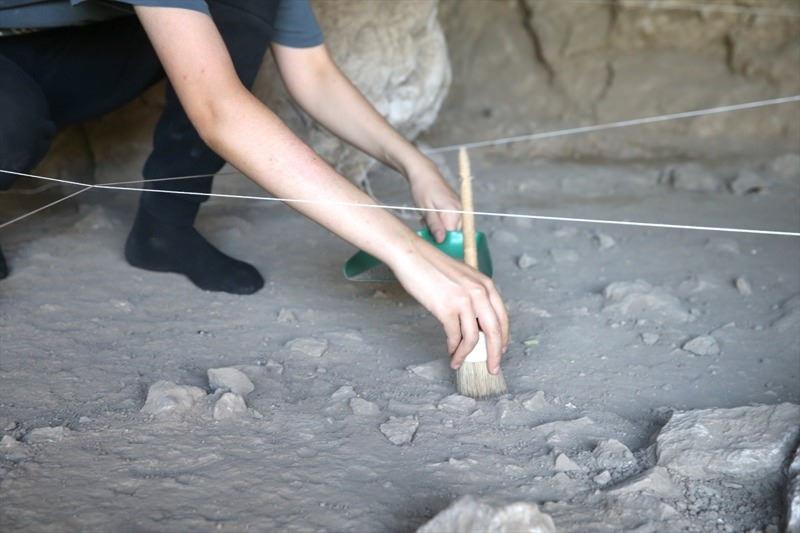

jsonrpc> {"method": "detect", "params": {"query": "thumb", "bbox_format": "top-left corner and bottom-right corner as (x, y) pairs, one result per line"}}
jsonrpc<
(426, 213), (447, 243)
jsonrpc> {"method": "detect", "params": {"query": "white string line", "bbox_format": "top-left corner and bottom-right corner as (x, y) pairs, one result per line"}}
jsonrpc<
(0, 186), (92, 230)
(424, 95), (800, 154)
(529, 0), (800, 17)
(1, 169), (798, 237)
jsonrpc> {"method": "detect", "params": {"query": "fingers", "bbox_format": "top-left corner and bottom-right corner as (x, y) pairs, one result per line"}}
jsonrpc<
(450, 306), (479, 370)
(476, 306), (503, 374)
(425, 212), (447, 243)
(484, 279), (509, 351)
(441, 311), (462, 356)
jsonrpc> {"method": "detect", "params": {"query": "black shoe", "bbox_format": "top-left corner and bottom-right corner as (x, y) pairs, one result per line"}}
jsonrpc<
(125, 208), (264, 295)
(0, 245), (8, 279)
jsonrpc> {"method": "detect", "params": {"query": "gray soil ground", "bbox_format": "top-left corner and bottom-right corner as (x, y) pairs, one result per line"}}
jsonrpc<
(1, 151), (799, 532)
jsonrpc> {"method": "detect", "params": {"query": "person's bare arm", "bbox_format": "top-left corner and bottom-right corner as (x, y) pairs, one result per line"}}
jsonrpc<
(134, 7), (508, 371)
(272, 43), (460, 243)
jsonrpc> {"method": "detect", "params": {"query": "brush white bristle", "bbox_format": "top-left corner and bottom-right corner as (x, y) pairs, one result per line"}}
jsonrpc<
(456, 333), (507, 399)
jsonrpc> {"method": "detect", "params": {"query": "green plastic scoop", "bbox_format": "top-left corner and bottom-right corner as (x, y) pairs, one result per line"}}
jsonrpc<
(343, 229), (493, 282)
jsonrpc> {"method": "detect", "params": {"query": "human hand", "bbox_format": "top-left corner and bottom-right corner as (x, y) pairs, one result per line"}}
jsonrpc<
(388, 237), (509, 373)
(407, 158), (462, 243)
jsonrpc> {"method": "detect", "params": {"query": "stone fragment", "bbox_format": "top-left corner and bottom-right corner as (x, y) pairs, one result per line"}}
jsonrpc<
(516, 253), (537, 269)
(787, 445), (800, 533)
(213, 392), (248, 421)
(25, 426), (70, 443)
(771, 153), (800, 179)
(330, 385), (356, 401)
(593, 439), (636, 469)
(350, 397), (380, 416)
(734, 276), (752, 296)
(286, 337), (328, 357)
(438, 394), (477, 414)
(729, 169), (768, 195)
(666, 163), (721, 192)
(682, 335), (720, 356)
(492, 230), (519, 245)
(1, 435), (30, 461)
(608, 466), (680, 498)
(416, 495), (556, 533)
(603, 280), (691, 323)
(379, 416), (419, 445)
(641, 332), (659, 346)
(407, 359), (450, 381)
(593, 470), (612, 485)
(550, 248), (579, 263)
(276, 308), (297, 323)
(592, 232), (616, 250)
(207, 367), (255, 397)
(772, 294), (800, 332)
(140, 380), (207, 417)
(520, 391), (548, 411)
(656, 403), (800, 480)
(554, 452), (581, 472)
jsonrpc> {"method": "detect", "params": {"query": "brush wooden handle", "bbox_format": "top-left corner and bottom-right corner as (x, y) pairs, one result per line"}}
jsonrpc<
(459, 147), (478, 269)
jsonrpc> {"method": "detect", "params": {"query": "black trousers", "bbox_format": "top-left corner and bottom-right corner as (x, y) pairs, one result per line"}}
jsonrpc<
(0, 1), (276, 225)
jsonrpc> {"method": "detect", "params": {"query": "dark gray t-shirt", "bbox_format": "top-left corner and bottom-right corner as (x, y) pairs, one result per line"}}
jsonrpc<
(0, 0), (324, 48)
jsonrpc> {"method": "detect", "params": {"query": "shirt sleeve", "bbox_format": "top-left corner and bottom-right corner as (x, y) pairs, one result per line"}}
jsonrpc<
(271, 0), (323, 48)
(102, 0), (210, 16)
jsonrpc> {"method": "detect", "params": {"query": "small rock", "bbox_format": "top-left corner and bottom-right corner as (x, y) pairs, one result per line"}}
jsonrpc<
(706, 238), (740, 255)
(682, 335), (720, 356)
(416, 495), (556, 533)
(609, 466), (680, 498)
(666, 163), (721, 192)
(331, 385), (356, 401)
(641, 332), (660, 346)
(379, 416), (419, 445)
(1, 435), (30, 461)
(770, 153), (800, 179)
(520, 391), (548, 411)
(550, 248), (579, 263)
(592, 232), (616, 250)
(286, 337), (328, 357)
(207, 367), (255, 397)
(554, 452), (581, 472)
(593, 439), (636, 469)
(491, 230), (519, 245)
(656, 403), (800, 480)
(437, 394), (477, 414)
(276, 308), (297, 323)
(735, 277), (752, 296)
(553, 226), (578, 239)
(593, 470), (612, 485)
(350, 397), (380, 416)
(729, 169), (768, 195)
(516, 253), (537, 269)
(407, 359), (450, 381)
(25, 426), (70, 443)
(265, 359), (284, 375)
(603, 279), (691, 323)
(140, 380), (206, 417)
(213, 392), (248, 420)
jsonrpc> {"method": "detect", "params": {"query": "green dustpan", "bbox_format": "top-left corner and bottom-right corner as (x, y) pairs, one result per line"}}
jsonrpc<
(343, 229), (493, 282)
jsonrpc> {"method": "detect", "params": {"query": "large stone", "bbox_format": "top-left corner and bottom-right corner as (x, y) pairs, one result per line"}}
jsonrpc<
(656, 403), (800, 480)
(207, 367), (255, 397)
(213, 392), (248, 421)
(417, 495), (556, 533)
(254, 0), (450, 187)
(787, 445), (800, 533)
(379, 416), (419, 446)
(140, 380), (207, 417)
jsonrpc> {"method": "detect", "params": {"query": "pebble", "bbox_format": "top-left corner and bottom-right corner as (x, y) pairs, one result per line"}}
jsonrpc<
(330, 385), (356, 401)
(25, 426), (70, 444)
(520, 390), (547, 411)
(0, 435), (30, 461)
(140, 380), (206, 417)
(554, 452), (581, 472)
(729, 169), (768, 195)
(437, 394), (477, 414)
(213, 392), (248, 420)
(608, 466), (680, 497)
(350, 397), (380, 416)
(641, 332), (660, 346)
(276, 308), (298, 323)
(592, 232), (616, 250)
(379, 416), (419, 445)
(516, 253), (537, 269)
(593, 470), (612, 485)
(286, 337), (328, 358)
(406, 359), (450, 381)
(550, 248), (579, 263)
(207, 367), (255, 397)
(682, 335), (720, 356)
(734, 277), (752, 296)
(666, 162), (721, 192)
(593, 438), (636, 469)
(553, 226), (578, 239)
